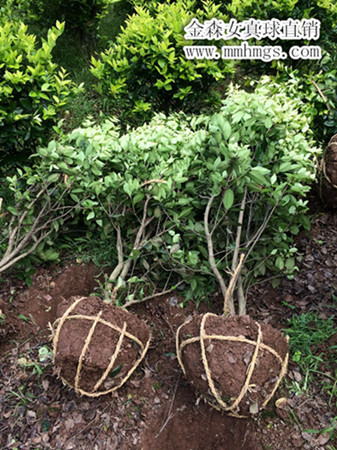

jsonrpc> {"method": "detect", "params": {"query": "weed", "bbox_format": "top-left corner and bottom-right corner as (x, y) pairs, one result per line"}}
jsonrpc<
(6, 386), (36, 406)
(58, 234), (117, 267)
(17, 314), (38, 328)
(284, 312), (336, 398)
(17, 345), (53, 378)
(9, 288), (16, 304)
(304, 416), (337, 442)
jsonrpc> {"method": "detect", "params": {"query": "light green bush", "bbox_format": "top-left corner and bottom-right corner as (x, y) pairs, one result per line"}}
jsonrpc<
(3, 82), (319, 310)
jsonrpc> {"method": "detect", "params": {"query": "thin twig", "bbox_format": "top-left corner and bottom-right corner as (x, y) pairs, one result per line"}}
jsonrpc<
(123, 280), (184, 308)
(141, 179), (168, 187)
(310, 78), (331, 112)
(155, 376), (180, 439)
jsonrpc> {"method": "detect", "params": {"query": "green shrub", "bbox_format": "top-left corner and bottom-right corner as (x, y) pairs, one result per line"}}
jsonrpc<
(8, 0), (115, 35)
(257, 55), (337, 143)
(0, 21), (81, 167)
(90, 1), (235, 121)
(19, 83), (320, 311)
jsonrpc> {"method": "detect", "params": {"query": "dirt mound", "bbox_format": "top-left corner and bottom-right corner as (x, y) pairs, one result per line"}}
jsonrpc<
(177, 314), (289, 416)
(53, 296), (151, 395)
(17, 262), (102, 330)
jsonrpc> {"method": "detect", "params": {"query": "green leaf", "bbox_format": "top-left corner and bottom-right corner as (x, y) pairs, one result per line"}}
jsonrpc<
(47, 173), (59, 183)
(285, 257), (295, 271)
(218, 116), (231, 140)
(109, 364), (122, 378)
(249, 167), (269, 185)
(275, 256), (284, 270)
(133, 192), (144, 205)
(223, 189), (234, 210)
(42, 249), (59, 261)
(87, 211), (95, 221)
(123, 183), (132, 197)
(7, 206), (18, 215)
(190, 278), (197, 291)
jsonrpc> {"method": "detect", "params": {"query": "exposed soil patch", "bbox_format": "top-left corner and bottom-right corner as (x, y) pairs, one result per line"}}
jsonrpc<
(18, 262), (103, 331)
(0, 211), (337, 449)
(141, 383), (258, 450)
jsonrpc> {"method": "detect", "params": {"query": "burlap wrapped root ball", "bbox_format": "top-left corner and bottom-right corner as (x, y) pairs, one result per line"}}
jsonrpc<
(176, 313), (289, 417)
(320, 134), (337, 208)
(52, 296), (151, 396)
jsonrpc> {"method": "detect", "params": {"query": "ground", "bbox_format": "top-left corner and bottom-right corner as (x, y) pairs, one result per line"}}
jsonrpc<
(0, 209), (336, 450)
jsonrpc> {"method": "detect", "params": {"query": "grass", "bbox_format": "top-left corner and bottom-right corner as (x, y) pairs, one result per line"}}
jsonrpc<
(283, 311), (337, 401)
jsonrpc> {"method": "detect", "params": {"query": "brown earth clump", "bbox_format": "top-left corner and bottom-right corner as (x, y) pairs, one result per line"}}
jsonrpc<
(320, 134), (337, 208)
(52, 296), (151, 396)
(176, 313), (289, 417)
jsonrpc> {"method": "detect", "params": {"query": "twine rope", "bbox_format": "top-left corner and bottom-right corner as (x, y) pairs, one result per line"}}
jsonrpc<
(93, 321), (127, 392)
(176, 312), (289, 417)
(52, 297), (151, 397)
(75, 310), (103, 392)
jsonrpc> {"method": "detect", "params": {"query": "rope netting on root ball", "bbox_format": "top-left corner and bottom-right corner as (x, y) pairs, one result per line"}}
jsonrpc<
(176, 313), (289, 418)
(175, 255), (289, 418)
(51, 296), (151, 397)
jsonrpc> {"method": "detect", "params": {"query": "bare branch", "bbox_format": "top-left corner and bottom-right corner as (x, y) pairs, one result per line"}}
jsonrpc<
(237, 274), (246, 315)
(104, 225), (124, 301)
(224, 253), (245, 315)
(231, 187), (247, 272)
(0, 229), (52, 273)
(141, 179), (167, 187)
(204, 196), (232, 313)
(104, 195), (154, 302)
(123, 280), (184, 308)
(310, 78), (331, 112)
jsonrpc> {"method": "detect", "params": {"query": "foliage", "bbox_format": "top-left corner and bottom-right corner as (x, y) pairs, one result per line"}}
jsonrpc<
(0, 153), (89, 273)
(4, 0), (119, 36)
(268, 54), (337, 142)
(91, 0), (235, 122)
(15, 83), (319, 310)
(226, 0), (337, 54)
(0, 21), (81, 167)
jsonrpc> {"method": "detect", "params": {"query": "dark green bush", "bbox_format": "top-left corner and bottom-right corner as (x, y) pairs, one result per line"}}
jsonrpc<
(0, 21), (80, 167)
(12, 0), (114, 36)
(91, 1), (235, 121)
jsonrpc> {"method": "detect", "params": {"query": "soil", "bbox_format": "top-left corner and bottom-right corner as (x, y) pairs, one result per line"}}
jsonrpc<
(177, 314), (289, 416)
(54, 296), (150, 394)
(0, 210), (336, 449)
